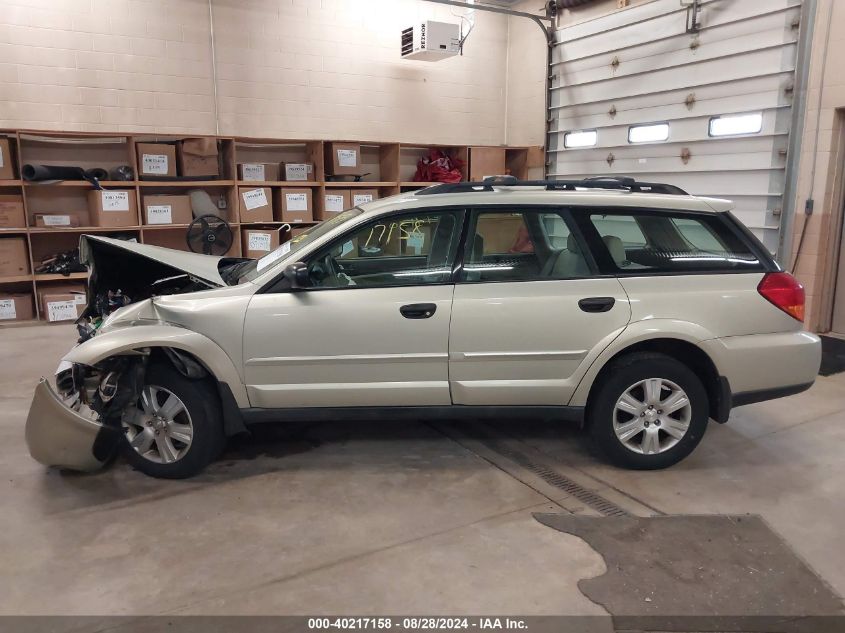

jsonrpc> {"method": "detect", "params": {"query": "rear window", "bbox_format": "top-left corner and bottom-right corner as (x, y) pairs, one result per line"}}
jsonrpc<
(586, 211), (763, 273)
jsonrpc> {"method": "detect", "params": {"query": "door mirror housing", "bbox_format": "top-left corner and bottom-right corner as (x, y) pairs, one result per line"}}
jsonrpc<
(283, 262), (310, 289)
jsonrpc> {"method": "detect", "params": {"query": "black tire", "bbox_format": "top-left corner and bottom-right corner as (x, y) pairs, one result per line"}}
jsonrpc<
(120, 363), (225, 479)
(587, 352), (709, 470)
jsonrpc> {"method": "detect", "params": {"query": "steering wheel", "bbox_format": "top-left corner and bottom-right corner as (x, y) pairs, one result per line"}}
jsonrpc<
(309, 251), (346, 287)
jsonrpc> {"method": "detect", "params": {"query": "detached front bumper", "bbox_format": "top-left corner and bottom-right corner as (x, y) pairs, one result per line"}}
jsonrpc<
(25, 378), (121, 472)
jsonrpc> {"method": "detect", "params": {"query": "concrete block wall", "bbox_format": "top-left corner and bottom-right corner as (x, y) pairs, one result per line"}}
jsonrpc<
(213, 0), (509, 144)
(789, 0), (845, 331)
(0, 0), (510, 145)
(0, 0), (217, 134)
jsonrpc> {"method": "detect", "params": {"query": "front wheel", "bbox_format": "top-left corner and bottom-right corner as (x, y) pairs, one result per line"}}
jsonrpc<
(120, 363), (224, 479)
(588, 352), (709, 470)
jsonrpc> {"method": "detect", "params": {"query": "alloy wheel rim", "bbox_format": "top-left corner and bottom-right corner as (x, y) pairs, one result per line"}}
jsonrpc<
(613, 378), (692, 455)
(122, 385), (194, 464)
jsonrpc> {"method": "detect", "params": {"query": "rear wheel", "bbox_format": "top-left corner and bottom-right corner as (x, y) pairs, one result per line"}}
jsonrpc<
(120, 363), (224, 479)
(588, 352), (709, 470)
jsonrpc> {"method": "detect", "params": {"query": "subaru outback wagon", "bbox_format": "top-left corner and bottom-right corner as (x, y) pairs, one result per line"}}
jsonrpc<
(26, 177), (821, 478)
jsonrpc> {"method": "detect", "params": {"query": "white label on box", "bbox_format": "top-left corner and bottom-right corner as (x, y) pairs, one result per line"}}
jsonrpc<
(337, 149), (357, 168)
(142, 153), (169, 175)
(0, 299), (15, 320)
(147, 204), (172, 225)
(242, 188), (268, 211)
(47, 300), (77, 322)
(285, 164), (310, 181)
(248, 232), (272, 252)
(42, 215), (71, 226)
(102, 191), (129, 211)
(73, 294), (86, 305)
(325, 194), (345, 213)
(285, 193), (308, 212)
(256, 241), (292, 272)
(353, 193), (374, 206)
(407, 230), (425, 254)
(242, 164), (265, 181)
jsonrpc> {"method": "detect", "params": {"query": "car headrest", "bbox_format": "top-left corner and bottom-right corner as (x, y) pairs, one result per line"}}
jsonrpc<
(567, 233), (580, 253)
(602, 235), (626, 265)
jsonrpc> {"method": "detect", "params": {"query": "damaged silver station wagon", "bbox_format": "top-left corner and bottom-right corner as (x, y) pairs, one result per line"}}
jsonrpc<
(25, 178), (822, 479)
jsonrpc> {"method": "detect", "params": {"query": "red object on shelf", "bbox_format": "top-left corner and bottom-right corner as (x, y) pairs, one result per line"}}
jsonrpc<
(413, 149), (464, 183)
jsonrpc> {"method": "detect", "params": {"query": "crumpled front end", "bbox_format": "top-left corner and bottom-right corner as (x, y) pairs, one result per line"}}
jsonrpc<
(26, 352), (147, 472)
(25, 379), (121, 472)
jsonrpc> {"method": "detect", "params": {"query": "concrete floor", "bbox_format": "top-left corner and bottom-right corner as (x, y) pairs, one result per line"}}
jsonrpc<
(2, 323), (844, 619)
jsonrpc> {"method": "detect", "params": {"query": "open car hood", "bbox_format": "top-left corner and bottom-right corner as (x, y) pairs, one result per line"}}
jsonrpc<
(79, 235), (227, 288)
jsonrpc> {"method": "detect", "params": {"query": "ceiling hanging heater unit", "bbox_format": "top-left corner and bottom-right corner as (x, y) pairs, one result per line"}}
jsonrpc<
(400, 20), (461, 60)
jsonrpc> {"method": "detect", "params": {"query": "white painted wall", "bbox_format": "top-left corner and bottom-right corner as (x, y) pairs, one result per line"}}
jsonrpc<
(0, 0), (509, 144)
(0, 0), (218, 133)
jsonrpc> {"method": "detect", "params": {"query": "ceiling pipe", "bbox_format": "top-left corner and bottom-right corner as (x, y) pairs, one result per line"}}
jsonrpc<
(419, 0), (554, 176)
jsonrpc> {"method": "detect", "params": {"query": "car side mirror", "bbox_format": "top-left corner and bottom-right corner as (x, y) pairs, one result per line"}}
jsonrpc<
(283, 262), (310, 289)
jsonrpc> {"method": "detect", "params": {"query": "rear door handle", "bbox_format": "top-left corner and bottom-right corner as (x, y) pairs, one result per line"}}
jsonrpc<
(578, 297), (615, 313)
(400, 303), (437, 319)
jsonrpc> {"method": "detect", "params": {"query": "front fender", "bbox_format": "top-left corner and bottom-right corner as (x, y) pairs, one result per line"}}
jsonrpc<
(64, 325), (249, 408)
(569, 319), (719, 407)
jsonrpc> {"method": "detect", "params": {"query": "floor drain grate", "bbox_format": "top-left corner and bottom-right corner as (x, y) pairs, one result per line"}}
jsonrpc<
(487, 442), (631, 517)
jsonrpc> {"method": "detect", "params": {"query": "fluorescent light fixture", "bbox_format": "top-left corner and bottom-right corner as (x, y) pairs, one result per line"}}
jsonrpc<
(628, 123), (669, 143)
(709, 112), (763, 137)
(564, 130), (597, 149)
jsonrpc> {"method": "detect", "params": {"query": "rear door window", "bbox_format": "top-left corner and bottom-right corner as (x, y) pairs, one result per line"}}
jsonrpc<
(584, 210), (763, 274)
(461, 209), (591, 282)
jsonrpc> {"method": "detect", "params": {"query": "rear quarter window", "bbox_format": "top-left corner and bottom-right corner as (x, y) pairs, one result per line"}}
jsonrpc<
(584, 210), (765, 274)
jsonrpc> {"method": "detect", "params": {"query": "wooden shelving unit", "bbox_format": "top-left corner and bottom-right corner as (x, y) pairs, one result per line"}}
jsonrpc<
(0, 128), (541, 324)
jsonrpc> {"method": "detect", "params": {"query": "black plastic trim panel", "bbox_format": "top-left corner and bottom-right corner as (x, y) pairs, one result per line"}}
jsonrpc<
(240, 405), (585, 425)
(732, 382), (814, 408)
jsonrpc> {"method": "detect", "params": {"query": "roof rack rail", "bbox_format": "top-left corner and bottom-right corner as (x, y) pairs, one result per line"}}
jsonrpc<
(415, 175), (689, 196)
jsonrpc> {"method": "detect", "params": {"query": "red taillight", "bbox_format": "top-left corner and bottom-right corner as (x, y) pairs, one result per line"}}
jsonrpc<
(758, 272), (805, 322)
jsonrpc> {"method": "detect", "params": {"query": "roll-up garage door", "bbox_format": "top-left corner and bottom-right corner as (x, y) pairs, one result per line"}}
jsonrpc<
(548, 0), (803, 252)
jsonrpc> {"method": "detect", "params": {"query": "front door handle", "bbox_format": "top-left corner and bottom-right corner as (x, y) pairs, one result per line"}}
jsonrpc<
(400, 303), (437, 319)
(578, 297), (615, 313)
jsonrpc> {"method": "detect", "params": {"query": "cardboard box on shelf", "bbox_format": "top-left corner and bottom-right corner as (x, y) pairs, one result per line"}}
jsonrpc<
(242, 227), (282, 259)
(87, 189), (137, 228)
(136, 142), (176, 178)
(322, 190), (351, 219)
(276, 188), (313, 224)
(238, 187), (273, 223)
(178, 138), (219, 178)
(351, 189), (379, 207)
(282, 163), (314, 181)
(0, 137), (15, 180)
(238, 163), (280, 182)
(38, 284), (86, 322)
(325, 142), (361, 176)
(142, 194), (194, 225)
(0, 194), (25, 228)
(0, 293), (34, 321)
(33, 212), (84, 228)
(0, 237), (30, 277)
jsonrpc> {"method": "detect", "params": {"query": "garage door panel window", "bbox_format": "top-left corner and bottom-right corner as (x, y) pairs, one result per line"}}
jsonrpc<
(628, 123), (670, 144)
(709, 113), (763, 137)
(306, 210), (464, 288)
(587, 211), (763, 273)
(461, 210), (591, 282)
(564, 130), (598, 149)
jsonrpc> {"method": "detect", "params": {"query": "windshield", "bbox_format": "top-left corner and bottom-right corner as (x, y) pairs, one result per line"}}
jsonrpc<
(226, 209), (362, 284)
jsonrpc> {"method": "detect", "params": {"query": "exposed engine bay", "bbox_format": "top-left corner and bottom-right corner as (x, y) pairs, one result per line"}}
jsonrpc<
(75, 234), (244, 339)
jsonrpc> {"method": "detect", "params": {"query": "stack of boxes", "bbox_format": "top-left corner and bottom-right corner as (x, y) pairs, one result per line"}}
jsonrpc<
(135, 140), (222, 229)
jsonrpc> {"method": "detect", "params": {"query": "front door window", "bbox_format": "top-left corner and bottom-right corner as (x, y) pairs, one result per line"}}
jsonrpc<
(306, 210), (465, 288)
